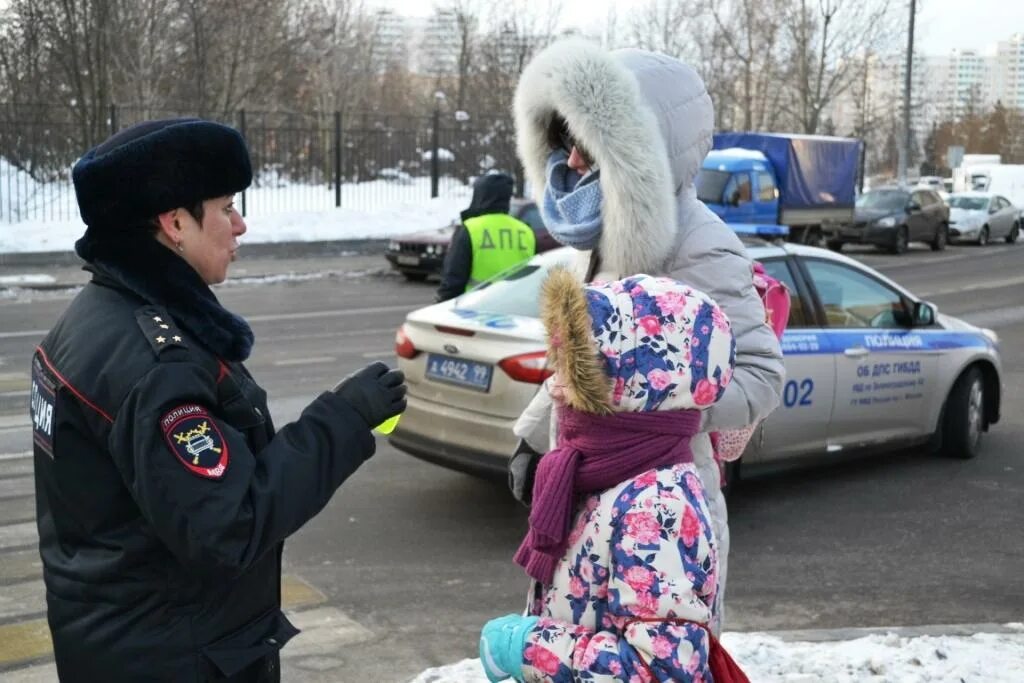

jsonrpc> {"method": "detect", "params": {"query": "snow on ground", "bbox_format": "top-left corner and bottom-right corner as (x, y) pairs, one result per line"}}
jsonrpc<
(0, 173), (471, 254)
(408, 628), (1024, 683)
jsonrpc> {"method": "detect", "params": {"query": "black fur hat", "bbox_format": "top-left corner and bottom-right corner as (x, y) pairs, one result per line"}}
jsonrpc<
(72, 118), (252, 230)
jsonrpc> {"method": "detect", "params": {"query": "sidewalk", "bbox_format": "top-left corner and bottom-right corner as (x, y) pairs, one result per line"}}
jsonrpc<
(411, 623), (1024, 683)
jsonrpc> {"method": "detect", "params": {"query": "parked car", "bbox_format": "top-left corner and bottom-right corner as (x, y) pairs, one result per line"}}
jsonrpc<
(384, 199), (557, 281)
(389, 243), (1001, 481)
(947, 192), (1021, 245)
(827, 187), (949, 254)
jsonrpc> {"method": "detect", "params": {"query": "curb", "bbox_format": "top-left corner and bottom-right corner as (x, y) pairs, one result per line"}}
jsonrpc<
(732, 622), (1024, 642)
(0, 238), (389, 268)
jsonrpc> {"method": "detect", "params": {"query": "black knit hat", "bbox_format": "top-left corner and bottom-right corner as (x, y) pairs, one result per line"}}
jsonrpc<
(72, 118), (252, 229)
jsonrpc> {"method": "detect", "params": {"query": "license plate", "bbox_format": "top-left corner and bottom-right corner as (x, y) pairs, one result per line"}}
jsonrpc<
(397, 255), (420, 266)
(425, 354), (493, 392)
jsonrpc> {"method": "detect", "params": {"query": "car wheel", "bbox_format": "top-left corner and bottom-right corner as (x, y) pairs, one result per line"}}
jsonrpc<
(889, 226), (909, 254)
(978, 226), (989, 246)
(1006, 223), (1020, 244)
(826, 240), (844, 252)
(937, 367), (985, 459)
(930, 223), (948, 251)
(402, 272), (428, 282)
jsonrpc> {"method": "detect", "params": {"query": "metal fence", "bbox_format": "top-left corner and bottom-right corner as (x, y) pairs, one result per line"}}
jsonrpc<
(0, 103), (522, 224)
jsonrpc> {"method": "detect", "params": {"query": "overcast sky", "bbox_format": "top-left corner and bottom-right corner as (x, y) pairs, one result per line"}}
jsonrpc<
(372, 0), (1023, 55)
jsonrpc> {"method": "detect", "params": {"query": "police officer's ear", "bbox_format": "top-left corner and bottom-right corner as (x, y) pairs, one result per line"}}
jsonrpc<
(155, 209), (186, 253)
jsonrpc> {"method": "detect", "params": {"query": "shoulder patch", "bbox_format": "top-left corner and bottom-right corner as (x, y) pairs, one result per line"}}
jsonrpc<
(135, 306), (188, 357)
(161, 404), (229, 479)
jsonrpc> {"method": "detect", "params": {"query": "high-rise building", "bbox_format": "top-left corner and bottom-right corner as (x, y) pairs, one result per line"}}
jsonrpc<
(369, 9), (413, 72)
(992, 33), (1024, 109)
(931, 49), (992, 120)
(415, 8), (461, 77)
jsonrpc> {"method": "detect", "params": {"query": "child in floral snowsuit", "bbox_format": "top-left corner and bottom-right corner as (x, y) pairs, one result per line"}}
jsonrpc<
(480, 269), (739, 683)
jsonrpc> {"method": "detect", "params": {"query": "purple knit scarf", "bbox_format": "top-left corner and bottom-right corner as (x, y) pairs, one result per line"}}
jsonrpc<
(514, 405), (702, 585)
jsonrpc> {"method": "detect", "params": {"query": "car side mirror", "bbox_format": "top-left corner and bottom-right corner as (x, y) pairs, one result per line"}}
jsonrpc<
(906, 201), (922, 213)
(729, 190), (742, 206)
(912, 301), (936, 327)
(989, 205), (999, 214)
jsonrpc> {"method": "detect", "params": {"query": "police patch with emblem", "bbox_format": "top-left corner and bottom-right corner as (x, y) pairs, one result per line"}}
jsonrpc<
(161, 404), (229, 479)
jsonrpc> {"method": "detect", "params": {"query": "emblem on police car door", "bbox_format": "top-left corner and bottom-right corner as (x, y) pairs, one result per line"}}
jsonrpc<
(161, 404), (229, 479)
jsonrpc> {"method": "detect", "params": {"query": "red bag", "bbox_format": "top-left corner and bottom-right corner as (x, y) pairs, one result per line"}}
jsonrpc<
(707, 630), (752, 683)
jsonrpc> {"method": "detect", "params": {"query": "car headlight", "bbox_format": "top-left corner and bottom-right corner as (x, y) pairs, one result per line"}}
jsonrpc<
(875, 216), (897, 228)
(388, 241), (399, 251)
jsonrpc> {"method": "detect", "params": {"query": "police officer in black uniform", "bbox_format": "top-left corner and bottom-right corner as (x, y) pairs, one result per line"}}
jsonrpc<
(29, 118), (406, 681)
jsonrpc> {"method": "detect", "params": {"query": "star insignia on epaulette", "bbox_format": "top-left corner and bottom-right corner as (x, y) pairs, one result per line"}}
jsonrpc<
(153, 316), (163, 323)
(156, 336), (166, 344)
(173, 336), (182, 342)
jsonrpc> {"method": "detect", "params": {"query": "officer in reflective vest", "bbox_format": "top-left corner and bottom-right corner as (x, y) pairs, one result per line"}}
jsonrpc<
(435, 173), (536, 301)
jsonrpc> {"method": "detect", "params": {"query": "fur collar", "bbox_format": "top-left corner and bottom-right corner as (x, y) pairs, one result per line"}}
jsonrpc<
(514, 39), (678, 277)
(77, 228), (255, 361)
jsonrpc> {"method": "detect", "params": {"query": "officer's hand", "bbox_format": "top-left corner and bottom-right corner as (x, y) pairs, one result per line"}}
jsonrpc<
(508, 439), (542, 507)
(332, 362), (407, 429)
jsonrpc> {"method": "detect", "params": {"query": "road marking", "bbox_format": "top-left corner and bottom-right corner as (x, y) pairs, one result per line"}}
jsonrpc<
(360, 351), (397, 359)
(0, 579), (45, 620)
(0, 548), (43, 583)
(0, 415), (29, 431)
(0, 331), (47, 340)
(0, 619), (53, 672)
(260, 327), (396, 344)
(0, 451), (31, 462)
(282, 606), (374, 660)
(917, 274), (1024, 298)
(0, 573), (333, 672)
(273, 356), (336, 367)
(247, 304), (414, 324)
(0, 478), (32, 502)
(0, 521), (38, 551)
(281, 574), (327, 611)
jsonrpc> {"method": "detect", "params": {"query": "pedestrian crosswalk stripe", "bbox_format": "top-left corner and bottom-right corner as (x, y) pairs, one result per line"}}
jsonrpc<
(281, 574), (327, 611)
(0, 548), (42, 583)
(0, 478), (33, 502)
(0, 573), (330, 672)
(0, 522), (37, 551)
(0, 619), (52, 671)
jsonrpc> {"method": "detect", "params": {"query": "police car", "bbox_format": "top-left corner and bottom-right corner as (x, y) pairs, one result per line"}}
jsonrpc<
(389, 243), (1001, 479)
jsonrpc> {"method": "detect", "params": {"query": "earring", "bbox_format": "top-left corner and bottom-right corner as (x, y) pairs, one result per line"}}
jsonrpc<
(176, 242), (184, 253)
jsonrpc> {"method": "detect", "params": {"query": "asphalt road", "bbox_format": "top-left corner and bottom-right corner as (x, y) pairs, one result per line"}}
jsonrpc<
(1, 243), (1022, 682)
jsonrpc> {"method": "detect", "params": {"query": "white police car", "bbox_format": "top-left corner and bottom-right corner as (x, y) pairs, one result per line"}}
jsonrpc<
(389, 242), (1001, 478)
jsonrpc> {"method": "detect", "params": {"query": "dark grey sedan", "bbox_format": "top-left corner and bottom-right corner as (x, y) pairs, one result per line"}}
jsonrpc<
(829, 187), (949, 255)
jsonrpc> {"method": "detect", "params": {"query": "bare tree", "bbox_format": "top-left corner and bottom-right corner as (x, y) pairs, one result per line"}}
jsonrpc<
(781, 0), (896, 134)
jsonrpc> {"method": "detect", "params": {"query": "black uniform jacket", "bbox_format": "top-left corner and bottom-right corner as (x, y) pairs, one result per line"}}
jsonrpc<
(30, 250), (374, 681)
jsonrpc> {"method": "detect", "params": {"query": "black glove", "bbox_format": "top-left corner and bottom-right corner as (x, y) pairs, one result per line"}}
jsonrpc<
(508, 438), (543, 507)
(332, 362), (407, 429)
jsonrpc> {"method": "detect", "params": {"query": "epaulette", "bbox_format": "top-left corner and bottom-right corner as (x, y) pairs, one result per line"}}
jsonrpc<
(134, 306), (190, 360)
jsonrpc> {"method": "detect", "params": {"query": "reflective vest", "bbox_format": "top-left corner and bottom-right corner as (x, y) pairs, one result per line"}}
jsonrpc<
(464, 213), (536, 290)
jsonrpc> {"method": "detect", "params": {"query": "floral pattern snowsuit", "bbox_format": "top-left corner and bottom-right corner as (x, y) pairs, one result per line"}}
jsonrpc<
(520, 463), (718, 682)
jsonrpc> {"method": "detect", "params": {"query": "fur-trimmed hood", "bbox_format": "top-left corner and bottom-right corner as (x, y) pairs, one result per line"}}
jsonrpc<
(514, 39), (715, 276)
(541, 268), (735, 415)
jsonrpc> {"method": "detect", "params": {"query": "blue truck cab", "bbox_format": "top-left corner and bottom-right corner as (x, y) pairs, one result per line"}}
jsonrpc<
(697, 133), (862, 243)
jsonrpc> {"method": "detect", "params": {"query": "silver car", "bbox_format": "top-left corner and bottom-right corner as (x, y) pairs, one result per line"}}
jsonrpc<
(947, 192), (1021, 245)
(389, 243), (1002, 481)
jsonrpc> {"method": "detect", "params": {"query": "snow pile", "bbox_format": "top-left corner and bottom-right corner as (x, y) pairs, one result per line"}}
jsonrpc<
(408, 629), (1024, 683)
(0, 179), (472, 254)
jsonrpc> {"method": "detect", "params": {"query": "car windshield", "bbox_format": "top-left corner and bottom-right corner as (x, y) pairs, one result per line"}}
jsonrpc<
(695, 169), (731, 204)
(857, 190), (907, 211)
(455, 252), (571, 318)
(948, 196), (989, 211)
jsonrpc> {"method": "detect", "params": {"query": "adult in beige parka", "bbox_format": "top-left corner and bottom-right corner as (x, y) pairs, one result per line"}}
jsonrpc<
(510, 39), (785, 634)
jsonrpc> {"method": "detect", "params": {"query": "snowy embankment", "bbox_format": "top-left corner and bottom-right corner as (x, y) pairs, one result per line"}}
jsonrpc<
(0, 161), (471, 254)
(409, 627), (1024, 682)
